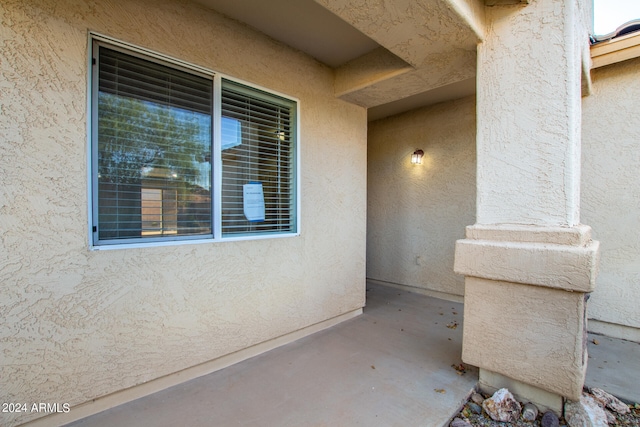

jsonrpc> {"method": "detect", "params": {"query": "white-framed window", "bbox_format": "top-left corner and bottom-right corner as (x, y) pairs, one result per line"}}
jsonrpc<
(90, 38), (298, 247)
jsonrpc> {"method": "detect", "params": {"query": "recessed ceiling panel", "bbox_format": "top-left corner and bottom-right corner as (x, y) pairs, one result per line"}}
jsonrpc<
(367, 78), (477, 122)
(193, 0), (379, 67)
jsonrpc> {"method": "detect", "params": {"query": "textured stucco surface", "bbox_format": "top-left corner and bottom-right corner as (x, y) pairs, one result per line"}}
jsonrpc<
(463, 277), (587, 400)
(367, 96), (476, 298)
(334, 47), (413, 99)
(476, 0), (587, 226)
(0, 1), (366, 425)
(315, 0), (479, 68)
(582, 56), (640, 340)
(315, 0), (480, 109)
(337, 48), (477, 109)
(455, 237), (599, 292)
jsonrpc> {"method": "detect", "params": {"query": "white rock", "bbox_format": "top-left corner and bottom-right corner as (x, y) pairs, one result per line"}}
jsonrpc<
(522, 402), (539, 421)
(565, 393), (608, 427)
(590, 387), (630, 415)
(482, 388), (522, 423)
(568, 413), (588, 427)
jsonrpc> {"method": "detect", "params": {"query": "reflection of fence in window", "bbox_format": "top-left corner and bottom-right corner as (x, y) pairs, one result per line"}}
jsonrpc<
(141, 188), (178, 236)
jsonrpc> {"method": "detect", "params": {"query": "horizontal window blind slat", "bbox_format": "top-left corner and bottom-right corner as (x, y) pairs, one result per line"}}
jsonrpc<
(99, 80), (212, 113)
(222, 87), (293, 105)
(221, 229), (292, 234)
(99, 47), (212, 115)
(221, 141), (292, 152)
(222, 104), (291, 122)
(221, 112), (291, 129)
(221, 214), (291, 220)
(99, 66), (212, 98)
(219, 170), (292, 179)
(99, 70), (212, 99)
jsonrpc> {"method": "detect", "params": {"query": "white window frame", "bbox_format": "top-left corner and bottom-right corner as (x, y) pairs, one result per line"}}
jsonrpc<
(87, 34), (300, 250)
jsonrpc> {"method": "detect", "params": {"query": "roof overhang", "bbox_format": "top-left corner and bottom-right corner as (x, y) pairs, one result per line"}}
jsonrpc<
(591, 31), (640, 69)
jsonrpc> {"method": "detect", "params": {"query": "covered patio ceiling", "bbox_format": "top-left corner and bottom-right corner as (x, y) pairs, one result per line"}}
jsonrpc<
(192, 0), (485, 121)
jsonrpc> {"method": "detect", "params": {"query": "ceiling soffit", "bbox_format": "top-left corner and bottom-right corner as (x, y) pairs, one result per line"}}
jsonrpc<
(193, 0), (484, 120)
(314, 0), (481, 68)
(191, 0), (379, 68)
(314, 0), (483, 113)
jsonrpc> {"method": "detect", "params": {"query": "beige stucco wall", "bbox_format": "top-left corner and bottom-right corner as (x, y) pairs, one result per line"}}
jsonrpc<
(582, 56), (640, 342)
(0, 0), (366, 424)
(367, 97), (476, 299)
(475, 0), (586, 228)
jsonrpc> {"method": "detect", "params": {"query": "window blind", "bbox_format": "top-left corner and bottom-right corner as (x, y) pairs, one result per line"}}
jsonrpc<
(220, 79), (297, 236)
(95, 45), (213, 242)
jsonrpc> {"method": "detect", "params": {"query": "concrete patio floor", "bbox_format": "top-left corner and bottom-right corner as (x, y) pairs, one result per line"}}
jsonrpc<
(67, 282), (478, 427)
(64, 282), (640, 427)
(585, 331), (640, 404)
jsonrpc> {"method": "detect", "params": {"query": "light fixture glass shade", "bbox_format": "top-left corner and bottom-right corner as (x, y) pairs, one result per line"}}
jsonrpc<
(411, 149), (424, 164)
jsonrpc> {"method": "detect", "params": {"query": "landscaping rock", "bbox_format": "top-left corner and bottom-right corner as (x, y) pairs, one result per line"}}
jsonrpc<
(565, 393), (608, 427)
(453, 388), (640, 427)
(522, 402), (539, 421)
(605, 410), (616, 425)
(568, 413), (591, 427)
(482, 388), (522, 422)
(467, 402), (482, 414)
(471, 392), (485, 405)
(450, 417), (472, 427)
(541, 410), (560, 427)
(590, 387), (630, 415)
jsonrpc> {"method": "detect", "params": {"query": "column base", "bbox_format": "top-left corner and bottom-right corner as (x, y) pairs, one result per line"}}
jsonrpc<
(479, 369), (563, 415)
(454, 224), (599, 401)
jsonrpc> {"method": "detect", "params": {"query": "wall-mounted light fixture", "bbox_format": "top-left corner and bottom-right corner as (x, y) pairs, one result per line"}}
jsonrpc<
(411, 149), (424, 165)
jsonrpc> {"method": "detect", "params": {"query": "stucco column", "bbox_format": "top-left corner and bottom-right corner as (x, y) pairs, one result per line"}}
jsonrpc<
(454, 0), (599, 412)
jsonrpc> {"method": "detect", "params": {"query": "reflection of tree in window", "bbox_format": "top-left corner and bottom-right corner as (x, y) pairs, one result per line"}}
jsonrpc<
(96, 47), (213, 241)
(94, 44), (213, 240)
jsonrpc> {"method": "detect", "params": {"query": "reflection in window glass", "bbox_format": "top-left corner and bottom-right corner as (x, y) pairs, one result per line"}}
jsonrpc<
(95, 46), (212, 242)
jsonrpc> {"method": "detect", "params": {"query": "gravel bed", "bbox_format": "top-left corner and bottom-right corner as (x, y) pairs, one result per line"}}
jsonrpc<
(450, 390), (640, 427)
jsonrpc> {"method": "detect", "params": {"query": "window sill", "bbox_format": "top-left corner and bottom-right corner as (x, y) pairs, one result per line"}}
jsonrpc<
(90, 231), (300, 251)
